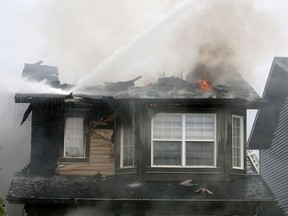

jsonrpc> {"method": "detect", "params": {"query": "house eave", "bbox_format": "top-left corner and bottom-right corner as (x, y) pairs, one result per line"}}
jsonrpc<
(249, 57), (288, 149)
(7, 196), (277, 205)
(14, 93), (263, 109)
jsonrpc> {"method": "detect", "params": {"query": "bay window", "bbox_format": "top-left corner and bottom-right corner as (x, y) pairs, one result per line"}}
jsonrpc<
(151, 113), (216, 167)
(232, 115), (244, 169)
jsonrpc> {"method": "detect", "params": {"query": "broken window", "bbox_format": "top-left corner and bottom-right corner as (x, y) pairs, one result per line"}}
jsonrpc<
(151, 113), (216, 167)
(120, 123), (135, 168)
(232, 115), (244, 169)
(64, 117), (85, 158)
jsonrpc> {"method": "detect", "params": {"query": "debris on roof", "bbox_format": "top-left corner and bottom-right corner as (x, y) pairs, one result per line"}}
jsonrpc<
(104, 75), (142, 91)
(179, 179), (196, 187)
(16, 63), (262, 108)
(194, 188), (213, 195)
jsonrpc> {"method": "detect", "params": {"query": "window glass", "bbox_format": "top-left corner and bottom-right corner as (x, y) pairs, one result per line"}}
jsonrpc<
(64, 117), (85, 158)
(153, 114), (182, 139)
(186, 115), (215, 140)
(232, 115), (244, 169)
(154, 141), (181, 166)
(186, 141), (214, 166)
(122, 124), (135, 167)
(152, 113), (216, 167)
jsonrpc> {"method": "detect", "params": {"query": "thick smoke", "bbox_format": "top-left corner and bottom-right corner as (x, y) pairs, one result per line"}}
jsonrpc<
(36, 0), (180, 84)
(34, 0), (283, 89)
(186, 0), (282, 85)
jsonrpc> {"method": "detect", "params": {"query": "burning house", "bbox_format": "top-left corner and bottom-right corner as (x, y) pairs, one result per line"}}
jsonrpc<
(6, 62), (277, 215)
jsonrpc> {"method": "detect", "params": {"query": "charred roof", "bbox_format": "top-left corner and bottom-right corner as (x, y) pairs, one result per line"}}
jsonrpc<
(16, 63), (262, 108)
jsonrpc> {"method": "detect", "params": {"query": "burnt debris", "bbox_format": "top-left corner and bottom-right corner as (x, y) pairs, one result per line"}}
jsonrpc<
(22, 62), (59, 84)
(20, 104), (33, 126)
(104, 75), (142, 91)
(22, 61), (72, 89)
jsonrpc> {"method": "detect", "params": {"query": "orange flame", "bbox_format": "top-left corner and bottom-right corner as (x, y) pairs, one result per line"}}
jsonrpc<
(198, 79), (212, 91)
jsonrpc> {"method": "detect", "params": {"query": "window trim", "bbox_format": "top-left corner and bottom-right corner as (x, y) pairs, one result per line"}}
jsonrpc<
(59, 115), (90, 163)
(63, 116), (86, 158)
(151, 113), (217, 168)
(232, 114), (244, 169)
(120, 123), (135, 168)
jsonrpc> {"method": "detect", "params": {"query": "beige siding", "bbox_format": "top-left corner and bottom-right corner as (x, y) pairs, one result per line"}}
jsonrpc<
(56, 129), (115, 176)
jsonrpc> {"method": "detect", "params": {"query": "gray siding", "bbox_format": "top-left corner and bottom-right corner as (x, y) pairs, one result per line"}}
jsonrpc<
(260, 97), (288, 215)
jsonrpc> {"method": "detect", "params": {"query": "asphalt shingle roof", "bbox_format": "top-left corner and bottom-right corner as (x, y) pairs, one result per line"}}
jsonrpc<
(7, 173), (275, 204)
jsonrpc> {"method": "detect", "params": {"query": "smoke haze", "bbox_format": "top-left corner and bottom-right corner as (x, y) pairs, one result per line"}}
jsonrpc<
(36, 0), (180, 84)
(33, 0), (284, 90)
(1, 0), (288, 215)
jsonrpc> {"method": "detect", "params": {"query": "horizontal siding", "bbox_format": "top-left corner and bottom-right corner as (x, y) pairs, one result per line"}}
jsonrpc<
(261, 151), (287, 168)
(260, 97), (288, 215)
(56, 129), (115, 176)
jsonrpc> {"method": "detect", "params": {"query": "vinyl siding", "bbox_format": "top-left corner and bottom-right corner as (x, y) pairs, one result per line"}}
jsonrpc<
(260, 97), (288, 215)
(56, 129), (115, 176)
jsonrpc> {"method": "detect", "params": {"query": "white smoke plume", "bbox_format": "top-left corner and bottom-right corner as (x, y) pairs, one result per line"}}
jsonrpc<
(33, 0), (283, 90)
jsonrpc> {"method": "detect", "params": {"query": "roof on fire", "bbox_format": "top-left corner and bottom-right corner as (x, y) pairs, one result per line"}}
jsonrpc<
(16, 63), (262, 107)
(7, 173), (275, 205)
(249, 57), (288, 149)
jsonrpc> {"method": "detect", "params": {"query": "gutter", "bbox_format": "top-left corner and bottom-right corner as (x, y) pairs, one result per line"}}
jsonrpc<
(7, 195), (277, 205)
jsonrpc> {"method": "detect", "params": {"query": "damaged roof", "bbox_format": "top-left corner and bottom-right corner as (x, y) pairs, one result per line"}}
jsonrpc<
(7, 173), (275, 205)
(16, 66), (262, 108)
(16, 62), (263, 109)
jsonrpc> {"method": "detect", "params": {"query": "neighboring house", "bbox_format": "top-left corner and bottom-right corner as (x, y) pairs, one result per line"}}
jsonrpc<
(7, 62), (277, 215)
(249, 57), (288, 215)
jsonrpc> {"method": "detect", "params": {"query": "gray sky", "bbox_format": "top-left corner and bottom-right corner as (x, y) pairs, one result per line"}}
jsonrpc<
(1, 0), (288, 94)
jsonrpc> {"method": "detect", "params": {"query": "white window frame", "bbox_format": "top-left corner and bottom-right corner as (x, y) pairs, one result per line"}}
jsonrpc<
(64, 117), (86, 158)
(232, 115), (244, 169)
(120, 124), (135, 168)
(151, 113), (217, 168)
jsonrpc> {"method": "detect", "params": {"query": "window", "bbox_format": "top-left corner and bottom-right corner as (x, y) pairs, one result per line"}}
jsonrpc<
(151, 113), (216, 167)
(64, 117), (85, 158)
(120, 123), (135, 168)
(232, 115), (244, 169)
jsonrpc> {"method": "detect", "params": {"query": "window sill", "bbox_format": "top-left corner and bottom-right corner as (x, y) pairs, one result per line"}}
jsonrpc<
(232, 166), (244, 170)
(230, 168), (246, 175)
(151, 165), (216, 168)
(146, 166), (222, 174)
